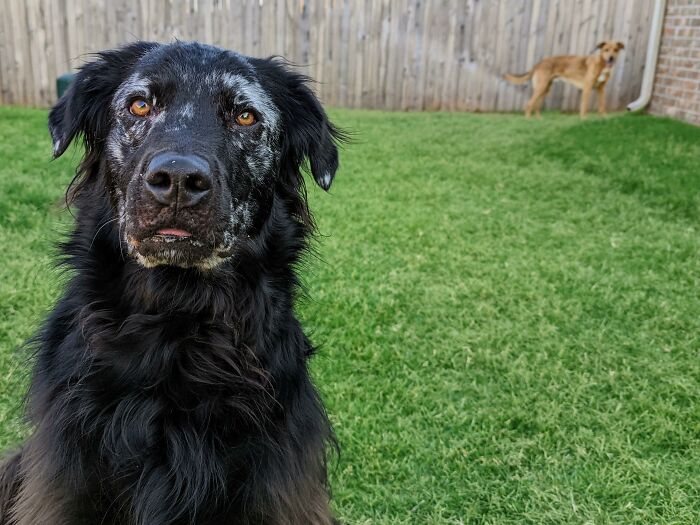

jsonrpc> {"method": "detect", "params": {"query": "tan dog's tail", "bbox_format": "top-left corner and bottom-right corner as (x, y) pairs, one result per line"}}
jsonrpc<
(504, 71), (532, 84)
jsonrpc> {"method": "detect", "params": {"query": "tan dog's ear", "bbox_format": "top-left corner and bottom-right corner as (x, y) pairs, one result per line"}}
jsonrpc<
(616, 42), (625, 50)
(596, 42), (606, 49)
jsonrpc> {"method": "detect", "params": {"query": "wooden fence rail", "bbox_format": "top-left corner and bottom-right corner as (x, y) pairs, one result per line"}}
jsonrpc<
(0, 0), (654, 111)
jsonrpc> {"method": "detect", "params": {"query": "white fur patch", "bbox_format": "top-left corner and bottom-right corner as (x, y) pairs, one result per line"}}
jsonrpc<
(216, 72), (280, 133)
(113, 73), (150, 111)
(597, 68), (611, 84)
(321, 171), (332, 189)
(179, 102), (195, 120)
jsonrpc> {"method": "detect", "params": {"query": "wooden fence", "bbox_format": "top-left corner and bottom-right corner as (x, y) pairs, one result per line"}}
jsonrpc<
(0, 0), (655, 111)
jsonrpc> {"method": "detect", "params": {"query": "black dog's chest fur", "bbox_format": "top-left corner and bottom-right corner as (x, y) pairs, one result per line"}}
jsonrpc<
(61, 321), (266, 523)
(20, 221), (328, 525)
(28, 203), (324, 525)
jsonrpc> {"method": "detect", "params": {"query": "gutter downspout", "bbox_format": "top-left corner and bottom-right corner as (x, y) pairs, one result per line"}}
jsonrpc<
(627, 0), (667, 111)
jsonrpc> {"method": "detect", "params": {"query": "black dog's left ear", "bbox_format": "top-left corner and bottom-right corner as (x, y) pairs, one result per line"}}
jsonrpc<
(279, 73), (342, 191)
(48, 67), (96, 158)
(49, 42), (157, 159)
(49, 56), (119, 159)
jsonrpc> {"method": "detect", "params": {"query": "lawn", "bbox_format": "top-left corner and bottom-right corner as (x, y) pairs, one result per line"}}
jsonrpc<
(1, 106), (700, 524)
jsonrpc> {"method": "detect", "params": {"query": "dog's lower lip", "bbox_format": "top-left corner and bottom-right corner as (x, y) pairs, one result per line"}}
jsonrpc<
(157, 228), (192, 238)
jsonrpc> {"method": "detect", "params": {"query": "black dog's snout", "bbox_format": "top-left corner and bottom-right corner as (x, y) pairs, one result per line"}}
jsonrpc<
(145, 153), (212, 208)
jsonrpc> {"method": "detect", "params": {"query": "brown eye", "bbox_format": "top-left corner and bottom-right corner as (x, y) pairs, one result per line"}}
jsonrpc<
(235, 111), (256, 126)
(130, 99), (151, 117)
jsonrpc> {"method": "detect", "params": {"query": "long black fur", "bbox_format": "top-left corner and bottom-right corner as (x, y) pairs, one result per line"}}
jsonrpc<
(0, 42), (343, 525)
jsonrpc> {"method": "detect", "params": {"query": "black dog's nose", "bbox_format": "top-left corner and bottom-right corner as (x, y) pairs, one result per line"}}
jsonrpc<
(144, 153), (212, 208)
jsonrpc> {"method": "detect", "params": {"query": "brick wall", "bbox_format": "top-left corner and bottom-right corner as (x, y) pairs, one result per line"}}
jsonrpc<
(649, 0), (700, 125)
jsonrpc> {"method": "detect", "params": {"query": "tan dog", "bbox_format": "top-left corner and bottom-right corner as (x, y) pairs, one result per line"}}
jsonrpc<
(505, 41), (624, 119)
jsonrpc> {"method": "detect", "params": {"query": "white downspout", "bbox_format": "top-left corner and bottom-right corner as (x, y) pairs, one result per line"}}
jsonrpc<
(627, 0), (667, 111)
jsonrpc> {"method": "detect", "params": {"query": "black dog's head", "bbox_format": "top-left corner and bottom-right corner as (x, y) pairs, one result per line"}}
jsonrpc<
(50, 42), (340, 270)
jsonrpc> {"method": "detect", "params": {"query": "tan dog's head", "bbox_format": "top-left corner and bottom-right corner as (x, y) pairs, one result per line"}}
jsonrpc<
(596, 41), (624, 66)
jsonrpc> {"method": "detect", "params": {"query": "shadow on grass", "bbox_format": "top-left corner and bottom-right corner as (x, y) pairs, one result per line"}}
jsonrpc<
(527, 113), (700, 222)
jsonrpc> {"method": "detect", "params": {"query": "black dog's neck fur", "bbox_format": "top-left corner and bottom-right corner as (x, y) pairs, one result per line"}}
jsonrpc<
(26, 171), (334, 524)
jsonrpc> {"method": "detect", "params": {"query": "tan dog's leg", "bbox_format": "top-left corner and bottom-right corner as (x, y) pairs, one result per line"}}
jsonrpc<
(534, 81), (552, 119)
(525, 93), (538, 118)
(596, 85), (607, 116)
(525, 72), (550, 118)
(580, 84), (592, 119)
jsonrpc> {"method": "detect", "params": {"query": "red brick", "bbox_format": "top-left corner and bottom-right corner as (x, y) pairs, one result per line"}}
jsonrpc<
(675, 68), (699, 79)
(653, 0), (700, 126)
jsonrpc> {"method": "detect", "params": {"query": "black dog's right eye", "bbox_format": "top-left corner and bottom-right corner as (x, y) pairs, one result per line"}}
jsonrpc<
(234, 110), (256, 127)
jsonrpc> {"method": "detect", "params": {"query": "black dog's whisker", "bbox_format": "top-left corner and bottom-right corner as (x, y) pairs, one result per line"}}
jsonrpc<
(117, 217), (126, 262)
(89, 213), (124, 252)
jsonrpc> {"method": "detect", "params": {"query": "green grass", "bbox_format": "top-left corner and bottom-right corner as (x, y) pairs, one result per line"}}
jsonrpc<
(1, 106), (700, 524)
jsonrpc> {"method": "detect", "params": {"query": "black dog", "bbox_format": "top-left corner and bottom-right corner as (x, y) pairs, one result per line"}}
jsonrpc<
(0, 42), (342, 525)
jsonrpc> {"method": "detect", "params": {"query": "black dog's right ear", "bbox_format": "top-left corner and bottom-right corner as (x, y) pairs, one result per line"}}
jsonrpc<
(49, 42), (158, 158)
(265, 62), (344, 191)
(285, 79), (343, 191)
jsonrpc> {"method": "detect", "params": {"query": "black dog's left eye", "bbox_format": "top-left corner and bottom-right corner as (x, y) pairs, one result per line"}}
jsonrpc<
(130, 99), (152, 117)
